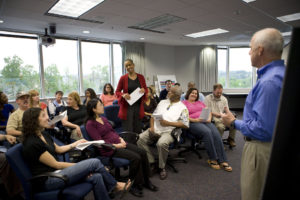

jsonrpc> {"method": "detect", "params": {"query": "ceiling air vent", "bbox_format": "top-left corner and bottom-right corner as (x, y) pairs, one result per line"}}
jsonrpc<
(128, 14), (186, 33)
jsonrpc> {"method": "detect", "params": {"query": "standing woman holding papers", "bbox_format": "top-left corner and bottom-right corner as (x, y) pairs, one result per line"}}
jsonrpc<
(116, 59), (147, 134)
(182, 88), (232, 172)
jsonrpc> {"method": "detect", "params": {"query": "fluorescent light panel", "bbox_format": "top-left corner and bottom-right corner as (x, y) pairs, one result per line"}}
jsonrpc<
(281, 31), (292, 36)
(242, 0), (256, 3)
(277, 12), (300, 22)
(185, 28), (229, 38)
(48, 0), (104, 18)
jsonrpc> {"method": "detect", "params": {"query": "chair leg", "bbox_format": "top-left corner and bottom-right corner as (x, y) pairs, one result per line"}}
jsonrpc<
(166, 157), (187, 173)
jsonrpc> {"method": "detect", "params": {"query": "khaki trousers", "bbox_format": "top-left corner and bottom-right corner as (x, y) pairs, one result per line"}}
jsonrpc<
(241, 141), (272, 200)
(71, 129), (83, 141)
(214, 117), (236, 140)
(137, 129), (174, 169)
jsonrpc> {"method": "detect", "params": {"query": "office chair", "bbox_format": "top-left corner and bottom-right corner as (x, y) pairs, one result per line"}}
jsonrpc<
(178, 129), (203, 159)
(80, 125), (130, 179)
(5, 143), (93, 200)
(154, 128), (187, 173)
(103, 104), (123, 133)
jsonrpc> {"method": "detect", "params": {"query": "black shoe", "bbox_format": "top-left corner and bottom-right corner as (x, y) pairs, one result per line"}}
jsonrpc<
(130, 186), (143, 197)
(144, 181), (159, 192)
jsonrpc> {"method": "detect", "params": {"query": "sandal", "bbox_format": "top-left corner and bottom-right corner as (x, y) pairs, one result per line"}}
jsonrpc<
(114, 179), (134, 199)
(207, 160), (220, 170)
(220, 162), (233, 172)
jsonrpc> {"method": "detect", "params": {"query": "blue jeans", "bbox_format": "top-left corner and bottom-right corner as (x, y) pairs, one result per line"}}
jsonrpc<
(189, 122), (227, 163)
(43, 158), (116, 200)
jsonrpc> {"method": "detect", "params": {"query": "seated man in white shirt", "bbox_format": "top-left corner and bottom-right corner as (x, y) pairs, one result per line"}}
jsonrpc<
(137, 86), (189, 180)
(180, 81), (205, 102)
(48, 90), (67, 117)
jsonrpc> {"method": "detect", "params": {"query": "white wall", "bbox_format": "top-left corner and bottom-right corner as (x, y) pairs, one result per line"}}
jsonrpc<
(144, 43), (175, 86)
(174, 46), (204, 92)
(144, 43), (206, 93)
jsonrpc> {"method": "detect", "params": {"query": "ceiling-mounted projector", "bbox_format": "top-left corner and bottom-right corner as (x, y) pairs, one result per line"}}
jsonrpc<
(39, 28), (55, 47)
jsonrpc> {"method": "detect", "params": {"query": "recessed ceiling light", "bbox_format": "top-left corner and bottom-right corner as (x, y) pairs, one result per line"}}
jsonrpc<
(242, 0), (256, 3)
(83, 30), (90, 34)
(185, 28), (229, 38)
(0, 20), (4, 23)
(48, 0), (105, 18)
(140, 37), (145, 40)
(277, 12), (300, 22)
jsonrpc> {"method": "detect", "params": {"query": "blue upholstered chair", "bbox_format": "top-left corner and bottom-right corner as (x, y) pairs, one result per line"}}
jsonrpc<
(103, 104), (123, 133)
(80, 125), (130, 179)
(5, 143), (93, 200)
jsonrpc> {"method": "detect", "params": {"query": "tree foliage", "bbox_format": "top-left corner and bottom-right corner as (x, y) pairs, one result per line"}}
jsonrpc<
(1, 55), (109, 99)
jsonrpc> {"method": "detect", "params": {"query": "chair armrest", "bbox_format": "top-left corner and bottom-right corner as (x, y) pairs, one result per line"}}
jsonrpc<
(101, 143), (116, 150)
(30, 172), (69, 184)
(120, 131), (139, 144)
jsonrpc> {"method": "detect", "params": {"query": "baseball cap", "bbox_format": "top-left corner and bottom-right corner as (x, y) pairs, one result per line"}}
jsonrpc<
(16, 91), (29, 99)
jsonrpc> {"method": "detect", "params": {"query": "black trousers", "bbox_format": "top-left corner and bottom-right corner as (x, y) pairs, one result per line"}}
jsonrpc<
(113, 143), (150, 186)
(122, 103), (142, 134)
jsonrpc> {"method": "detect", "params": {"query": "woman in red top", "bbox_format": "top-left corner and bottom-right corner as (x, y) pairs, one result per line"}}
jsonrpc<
(115, 59), (147, 134)
(28, 89), (48, 115)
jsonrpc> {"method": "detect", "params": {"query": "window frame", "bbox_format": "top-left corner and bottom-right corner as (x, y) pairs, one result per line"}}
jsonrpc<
(217, 46), (256, 94)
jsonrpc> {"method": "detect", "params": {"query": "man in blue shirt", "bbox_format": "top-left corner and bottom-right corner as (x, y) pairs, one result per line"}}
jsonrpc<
(222, 28), (285, 200)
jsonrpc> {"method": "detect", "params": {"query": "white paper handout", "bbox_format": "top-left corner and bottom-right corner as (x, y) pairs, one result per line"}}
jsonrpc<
(75, 140), (105, 151)
(48, 111), (67, 125)
(199, 108), (211, 121)
(152, 113), (163, 120)
(126, 87), (144, 106)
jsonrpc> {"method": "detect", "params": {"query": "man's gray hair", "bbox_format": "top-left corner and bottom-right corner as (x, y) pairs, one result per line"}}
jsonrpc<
(172, 86), (182, 97)
(253, 28), (284, 57)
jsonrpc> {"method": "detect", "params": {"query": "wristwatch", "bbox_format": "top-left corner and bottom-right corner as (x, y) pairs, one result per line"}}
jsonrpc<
(230, 119), (236, 129)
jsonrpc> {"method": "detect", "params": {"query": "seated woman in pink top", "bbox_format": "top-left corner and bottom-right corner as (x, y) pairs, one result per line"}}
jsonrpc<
(85, 98), (158, 197)
(182, 88), (232, 172)
(100, 83), (117, 107)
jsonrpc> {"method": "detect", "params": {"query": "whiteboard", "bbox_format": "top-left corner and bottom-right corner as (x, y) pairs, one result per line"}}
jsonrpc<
(156, 75), (177, 92)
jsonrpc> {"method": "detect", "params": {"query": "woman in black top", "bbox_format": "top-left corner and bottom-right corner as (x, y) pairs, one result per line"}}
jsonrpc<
(83, 88), (97, 106)
(22, 107), (131, 200)
(142, 87), (157, 129)
(62, 92), (87, 140)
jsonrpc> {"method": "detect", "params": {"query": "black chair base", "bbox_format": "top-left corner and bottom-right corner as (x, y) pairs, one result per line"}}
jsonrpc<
(178, 139), (204, 159)
(166, 156), (187, 173)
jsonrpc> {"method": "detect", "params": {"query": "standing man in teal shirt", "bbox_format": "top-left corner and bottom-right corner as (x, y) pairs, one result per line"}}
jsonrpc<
(222, 28), (285, 200)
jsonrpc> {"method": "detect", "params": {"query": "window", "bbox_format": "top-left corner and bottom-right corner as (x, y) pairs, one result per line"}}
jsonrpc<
(0, 36), (39, 100)
(81, 41), (110, 94)
(217, 47), (254, 89)
(113, 44), (123, 88)
(217, 48), (227, 87)
(0, 31), (123, 100)
(43, 39), (79, 97)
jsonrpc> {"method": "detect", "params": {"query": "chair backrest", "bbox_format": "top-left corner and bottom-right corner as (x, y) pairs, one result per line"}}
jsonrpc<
(103, 104), (122, 128)
(80, 125), (92, 141)
(5, 143), (33, 200)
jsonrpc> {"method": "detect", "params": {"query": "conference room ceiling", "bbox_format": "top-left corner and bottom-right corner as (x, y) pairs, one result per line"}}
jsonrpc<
(0, 0), (299, 46)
